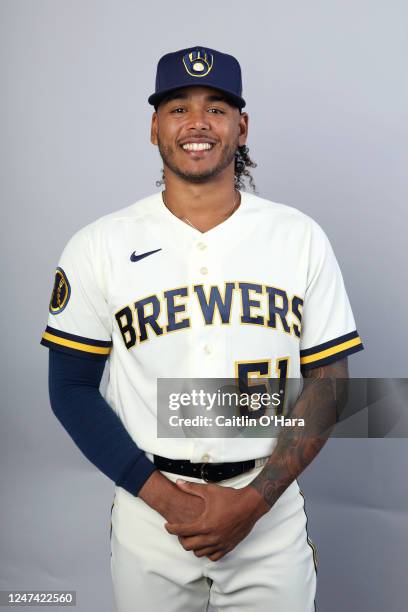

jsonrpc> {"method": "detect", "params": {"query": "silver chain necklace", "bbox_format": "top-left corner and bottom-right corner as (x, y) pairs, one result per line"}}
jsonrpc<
(162, 190), (240, 232)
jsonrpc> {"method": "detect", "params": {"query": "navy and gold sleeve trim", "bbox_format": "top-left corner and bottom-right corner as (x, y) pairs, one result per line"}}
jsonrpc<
(40, 326), (112, 359)
(300, 330), (364, 370)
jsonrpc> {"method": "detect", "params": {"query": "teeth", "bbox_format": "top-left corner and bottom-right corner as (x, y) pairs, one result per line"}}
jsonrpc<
(182, 142), (213, 151)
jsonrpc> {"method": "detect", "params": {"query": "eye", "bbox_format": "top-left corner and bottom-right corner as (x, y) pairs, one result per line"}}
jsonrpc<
(170, 107), (225, 114)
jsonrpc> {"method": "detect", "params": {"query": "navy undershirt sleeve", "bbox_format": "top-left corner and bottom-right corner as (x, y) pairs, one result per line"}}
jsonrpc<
(48, 349), (157, 495)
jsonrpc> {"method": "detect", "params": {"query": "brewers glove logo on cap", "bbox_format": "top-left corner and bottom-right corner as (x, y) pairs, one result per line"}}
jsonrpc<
(49, 267), (70, 314)
(182, 48), (214, 77)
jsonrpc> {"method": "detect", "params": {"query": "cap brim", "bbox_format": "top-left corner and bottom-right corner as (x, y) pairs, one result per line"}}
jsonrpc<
(148, 84), (246, 109)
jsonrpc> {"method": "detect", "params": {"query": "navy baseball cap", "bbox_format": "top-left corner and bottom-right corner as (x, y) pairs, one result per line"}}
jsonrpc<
(148, 46), (246, 110)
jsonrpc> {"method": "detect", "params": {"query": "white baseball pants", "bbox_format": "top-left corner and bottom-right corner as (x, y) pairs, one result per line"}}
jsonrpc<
(109, 464), (316, 612)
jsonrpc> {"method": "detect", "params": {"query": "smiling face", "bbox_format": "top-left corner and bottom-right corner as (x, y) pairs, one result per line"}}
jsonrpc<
(150, 86), (248, 184)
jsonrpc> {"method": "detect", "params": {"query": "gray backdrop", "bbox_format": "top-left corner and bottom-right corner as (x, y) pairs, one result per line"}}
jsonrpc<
(1, 1), (407, 611)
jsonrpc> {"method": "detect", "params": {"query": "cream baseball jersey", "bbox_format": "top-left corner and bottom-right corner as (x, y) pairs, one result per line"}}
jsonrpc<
(41, 190), (364, 462)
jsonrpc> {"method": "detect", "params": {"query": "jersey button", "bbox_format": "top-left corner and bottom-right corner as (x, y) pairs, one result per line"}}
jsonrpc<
(197, 242), (207, 251)
(201, 454), (210, 462)
(200, 266), (208, 275)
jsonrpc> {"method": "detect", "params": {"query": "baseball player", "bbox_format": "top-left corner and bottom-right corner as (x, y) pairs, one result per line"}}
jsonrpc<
(41, 46), (364, 611)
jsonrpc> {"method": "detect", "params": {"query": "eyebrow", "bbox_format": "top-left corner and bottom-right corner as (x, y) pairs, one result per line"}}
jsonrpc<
(161, 91), (232, 105)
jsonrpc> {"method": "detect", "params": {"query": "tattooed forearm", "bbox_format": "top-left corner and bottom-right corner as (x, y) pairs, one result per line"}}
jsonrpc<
(249, 358), (349, 508)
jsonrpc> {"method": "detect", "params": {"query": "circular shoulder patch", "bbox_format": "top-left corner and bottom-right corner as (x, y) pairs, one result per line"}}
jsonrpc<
(49, 267), (71, 314)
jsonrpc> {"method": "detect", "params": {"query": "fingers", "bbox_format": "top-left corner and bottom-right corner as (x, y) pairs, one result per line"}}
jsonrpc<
(178, 534), (218, 552)
(174, 532), (230, 561)
(175, 480), (207, 499)
(177, 537), (226, 561)
(193, 546), (221, 558)
(208, 550), (225, 562)
(165, 520), (209, 536)
(165, 522), (197, 536)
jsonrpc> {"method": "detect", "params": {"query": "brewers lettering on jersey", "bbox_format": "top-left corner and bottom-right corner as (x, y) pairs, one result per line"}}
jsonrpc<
(41, 45), (364, 612)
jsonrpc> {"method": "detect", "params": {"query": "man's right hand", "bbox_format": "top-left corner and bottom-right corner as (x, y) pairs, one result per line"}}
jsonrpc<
(138, 470), (205, 524)
(164, 485), (205, 524)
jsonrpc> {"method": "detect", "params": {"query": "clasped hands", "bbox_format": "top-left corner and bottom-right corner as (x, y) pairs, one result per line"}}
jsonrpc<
(164, 479), (269, 562)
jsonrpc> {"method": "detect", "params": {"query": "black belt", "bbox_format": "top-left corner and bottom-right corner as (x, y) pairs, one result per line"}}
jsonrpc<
(153, 455), (256, 483)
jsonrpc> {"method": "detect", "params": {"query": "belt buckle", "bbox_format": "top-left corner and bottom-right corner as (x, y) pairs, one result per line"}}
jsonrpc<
(200, 463), (211, 482)
(200, 462), (222, 483)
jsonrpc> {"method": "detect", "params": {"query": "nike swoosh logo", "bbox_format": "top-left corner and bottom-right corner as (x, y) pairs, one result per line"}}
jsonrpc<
(130, 248), (162, 262)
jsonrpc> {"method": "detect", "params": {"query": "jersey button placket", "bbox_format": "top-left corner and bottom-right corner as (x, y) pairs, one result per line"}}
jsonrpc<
(196, 240), (209, 276)
(190, 239), (223, 465)
(190, 240), (211, 376)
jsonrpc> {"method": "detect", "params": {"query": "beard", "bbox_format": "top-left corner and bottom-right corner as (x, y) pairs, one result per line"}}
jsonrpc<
(157, 135), (238, 183)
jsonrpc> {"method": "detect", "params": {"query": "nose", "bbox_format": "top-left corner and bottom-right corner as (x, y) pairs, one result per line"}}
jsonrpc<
(187, 107), (211, 130)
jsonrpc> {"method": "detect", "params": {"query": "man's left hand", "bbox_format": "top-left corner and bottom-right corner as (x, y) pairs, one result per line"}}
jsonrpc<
(164, 480), (269, 561)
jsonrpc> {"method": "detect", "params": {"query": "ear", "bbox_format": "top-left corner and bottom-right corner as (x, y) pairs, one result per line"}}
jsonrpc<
(238, 112), (249, 147)
(150, 111), (158, 146)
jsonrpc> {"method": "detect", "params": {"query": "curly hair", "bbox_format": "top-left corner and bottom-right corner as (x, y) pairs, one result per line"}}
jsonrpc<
(233, 144), (258, 192)
(155, 144), (258, 193)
